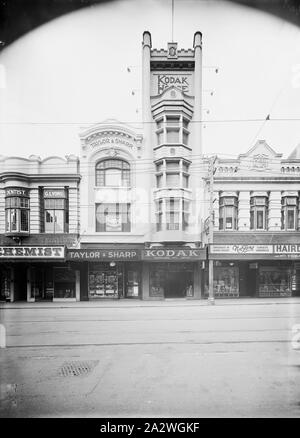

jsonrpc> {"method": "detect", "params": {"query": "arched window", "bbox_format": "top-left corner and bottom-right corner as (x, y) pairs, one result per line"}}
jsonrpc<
(95, 159), (130, 187)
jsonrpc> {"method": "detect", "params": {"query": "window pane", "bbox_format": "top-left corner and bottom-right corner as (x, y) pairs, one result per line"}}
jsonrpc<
(5, 210), (10, 232)
(287, 209), (295, 229)
(10, 209), (18, 231)
(182, 162), (189, 172)
(257, 210), (264, 229)
(156, 174), (163, 188)
(182, 212), (189, 230)
(250, 210), (254, 229)
(219, 217), (224, 230)
(105, 168), (122, 186)
(157, 132), (164, 144)
(96, 204), (130, 232)
(20, 209), (29, 231)
(166, 160), (179, 170)
(183, 174), (189, 188)
(182, 132), (189, 145)
(54, 210), (64, 233)
(10, 197), (20, 208)
(166, 129), (179, 143)
(183, 119), (189, 129)
(96, 169), (105, 186)
(20, 198), (29, 208)
(156, 213), (162, 231)
(54, 199), (65, 209)
(45, 210), (55, 233)
(166, 173), (180, 187)
(156, 162), (163, 172)
(166, 116), (180, 126)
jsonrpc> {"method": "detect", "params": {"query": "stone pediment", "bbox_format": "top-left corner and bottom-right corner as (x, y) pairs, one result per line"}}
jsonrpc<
(79, 122), (143, 155)
(238, 140), (282, 172)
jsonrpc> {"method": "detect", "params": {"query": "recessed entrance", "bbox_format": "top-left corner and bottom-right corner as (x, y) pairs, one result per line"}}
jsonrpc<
(149, 263), (194, 298)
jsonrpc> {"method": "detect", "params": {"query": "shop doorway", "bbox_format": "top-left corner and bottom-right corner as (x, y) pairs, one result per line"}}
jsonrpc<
(31, 267), (54, 301)
(165, 270), (192, 298)
(14, 265), (27, 301)
(125, 268), (140, 298)
(149, 263), (194, 299)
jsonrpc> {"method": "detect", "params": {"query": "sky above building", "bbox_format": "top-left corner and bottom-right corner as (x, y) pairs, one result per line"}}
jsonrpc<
(0, 0), (299, 159)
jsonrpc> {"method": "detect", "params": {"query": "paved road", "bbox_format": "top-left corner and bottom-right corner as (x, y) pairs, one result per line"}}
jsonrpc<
(0, 300), (300, 417)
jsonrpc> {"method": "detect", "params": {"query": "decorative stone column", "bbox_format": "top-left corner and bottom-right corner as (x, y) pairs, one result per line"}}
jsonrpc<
(213, 191), (219, 231)
(268, 191), (281, 231)
(238, 191), (250, 230)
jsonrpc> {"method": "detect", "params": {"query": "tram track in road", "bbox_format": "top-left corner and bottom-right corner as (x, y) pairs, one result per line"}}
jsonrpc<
(2, 315), (299, 323)
(3, 339), (296, 349)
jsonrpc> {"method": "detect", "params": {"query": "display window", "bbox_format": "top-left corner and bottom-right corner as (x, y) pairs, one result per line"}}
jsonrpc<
(207, 265), (239, 298)
(0, 267), (11, 301)
(258, 266), (292, 297)
(149, 263), (194, 298)
(88, 263), (121, 298)
(53, 268), (76, 299)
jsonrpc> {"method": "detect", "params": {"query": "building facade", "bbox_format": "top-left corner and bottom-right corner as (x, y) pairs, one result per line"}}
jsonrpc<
(1, 32), (300, 302)
(0, 154), (81, 302)
(205, 140), (300, 299)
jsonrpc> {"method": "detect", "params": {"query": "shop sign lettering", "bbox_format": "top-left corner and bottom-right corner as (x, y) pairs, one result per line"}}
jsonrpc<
(274, 244), (300, 254)
(211, 245), (272, 254)
(67, 249), (139, 260)
(5, 188), (29, 197)
(44, 189), (65, 198)
(156, 74), (190, 94)
(0, 246), (65, 258)
(89, 136), (134, 149)
(142, 249), (204, 260)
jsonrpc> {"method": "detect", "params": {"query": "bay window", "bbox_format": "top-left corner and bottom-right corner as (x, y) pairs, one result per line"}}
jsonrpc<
(5, 188), (30, 234)
(155, 197), (190, 231)
(281, 196), (298, 230)
(250, 196), (268, 230)
(219, 196), (238, 230)
(155, 159), (190, 189)
(155, 115), (190, 146)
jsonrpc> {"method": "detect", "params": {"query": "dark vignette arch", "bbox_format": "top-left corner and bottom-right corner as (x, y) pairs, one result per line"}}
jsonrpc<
(0, 0), (299, 51)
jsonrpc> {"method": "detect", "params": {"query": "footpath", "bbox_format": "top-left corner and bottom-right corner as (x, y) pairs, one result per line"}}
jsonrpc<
(1, 297), (300, 309)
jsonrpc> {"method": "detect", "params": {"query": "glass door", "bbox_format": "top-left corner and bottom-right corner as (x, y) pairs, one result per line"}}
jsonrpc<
(126, 269), (140, 298)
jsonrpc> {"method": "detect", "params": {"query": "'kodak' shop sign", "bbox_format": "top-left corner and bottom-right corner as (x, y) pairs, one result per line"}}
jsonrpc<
(142, 248), (205, 260)
(0, 246), (65, 258)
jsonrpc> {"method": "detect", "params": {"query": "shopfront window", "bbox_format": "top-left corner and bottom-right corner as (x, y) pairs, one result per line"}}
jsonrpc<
(219, 196), (238, 230)
(0, 268), (11, 301)
(208, 264), (239, 298)
(258, 266), (292, 297)
(95, 159), (130, 187)
(30, 267), (54, 301)
(5, 188), (30, 233)
(88, 263), (120, 298)
(250, 196), (268, 230)
(149, 267), (165, 297)
(43, 189), (68, 234)
(95, 203), (131, 232)
(150, 263), (194, 298)
(281, 196), (298, 230)
(53, 268), (76, 299)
